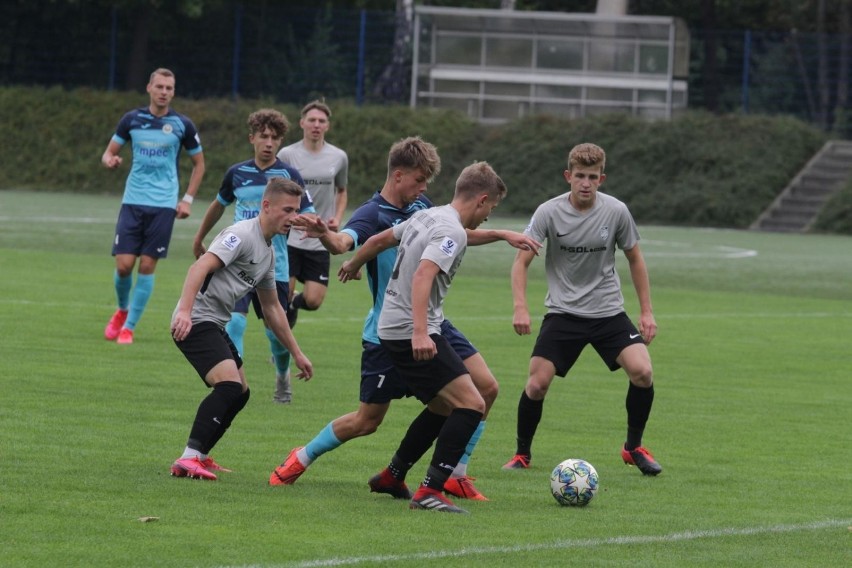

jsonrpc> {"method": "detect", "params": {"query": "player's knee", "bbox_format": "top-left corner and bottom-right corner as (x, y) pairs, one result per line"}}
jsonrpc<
(353, 416), (382, 436)
(628, 365), (653, 388)
(477, 378), (499, 409)
(525, 380), (550, 400)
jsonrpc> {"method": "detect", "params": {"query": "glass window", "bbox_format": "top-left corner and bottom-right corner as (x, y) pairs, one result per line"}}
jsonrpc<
(436, 35), (481, 65)
(589, 42), (636, 73)
(485, 37), (533, 67)
(639, 45), (669, 74)
(536, 40), (584, 70)
(534, 84), (582, 100)
(587, 87), (634, 102)
(434, 79), (480, 94)
(484, 82), (530, 96)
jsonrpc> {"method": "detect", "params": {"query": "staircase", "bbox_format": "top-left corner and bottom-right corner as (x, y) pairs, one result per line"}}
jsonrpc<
(751, 140), (852, 232)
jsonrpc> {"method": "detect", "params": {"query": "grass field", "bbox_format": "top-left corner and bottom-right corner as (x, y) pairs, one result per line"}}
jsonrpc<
(1, 189), (850, 567)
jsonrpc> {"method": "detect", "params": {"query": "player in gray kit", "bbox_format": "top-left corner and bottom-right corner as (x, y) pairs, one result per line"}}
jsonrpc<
(338, 162), (510, 513)
(169, 177), (314, 481)
(277, 100), (348, 327)
(502, 142), (662, 476)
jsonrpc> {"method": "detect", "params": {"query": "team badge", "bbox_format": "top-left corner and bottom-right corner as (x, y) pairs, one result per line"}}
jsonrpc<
(440, 237), (457, 257)
(162, 124), (173, 135)
(599, 225), (609, 240)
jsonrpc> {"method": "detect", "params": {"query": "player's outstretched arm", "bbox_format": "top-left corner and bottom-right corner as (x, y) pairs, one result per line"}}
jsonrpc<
(338, 227), (399, 282)
(511, 248), (537, 336)
(192, 200), (226, 258)
(258, 287), (314, 379)
(467, 228), (542, 255)
(291, 214), (354, 254)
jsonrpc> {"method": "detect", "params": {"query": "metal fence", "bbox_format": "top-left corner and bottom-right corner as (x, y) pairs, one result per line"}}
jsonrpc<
(0, 2), (849, 132)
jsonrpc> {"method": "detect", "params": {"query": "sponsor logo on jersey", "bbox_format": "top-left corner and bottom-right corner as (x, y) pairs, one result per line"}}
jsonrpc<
(559, 245), (608, 253)
(440, 237), (457, 257)
(221, 233), (241, 250)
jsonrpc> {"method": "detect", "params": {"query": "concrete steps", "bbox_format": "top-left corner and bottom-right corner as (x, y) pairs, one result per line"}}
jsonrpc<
(751, 140), (852, 233)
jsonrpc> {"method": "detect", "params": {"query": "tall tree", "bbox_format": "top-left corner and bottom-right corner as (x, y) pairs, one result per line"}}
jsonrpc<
(373, 0), (414, 102)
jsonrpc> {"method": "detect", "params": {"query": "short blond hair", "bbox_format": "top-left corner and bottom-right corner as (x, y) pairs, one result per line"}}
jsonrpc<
(264, 177), (303, 200)
(568, 143), (606, 172)
(455, 161), (506, 201)
(387, 136), (441, 182)
(149, 68), (175, 84)
(301, 99), (332, 119)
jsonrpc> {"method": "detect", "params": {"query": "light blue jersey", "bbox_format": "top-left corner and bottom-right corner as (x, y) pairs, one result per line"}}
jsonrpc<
(216, 158), (314, 282)
(112, 107), (202, 208)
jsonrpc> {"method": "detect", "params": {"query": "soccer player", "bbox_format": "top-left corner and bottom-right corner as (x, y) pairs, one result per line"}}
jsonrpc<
(169, 177), (313, 481)
(269, 137), (539, 501)
(502, 142), (662, 476)
(336, 161), (509, 513)
(192, 109), (315, 404)
(276, 100), (348, 327)
(102, 68), (205, 345)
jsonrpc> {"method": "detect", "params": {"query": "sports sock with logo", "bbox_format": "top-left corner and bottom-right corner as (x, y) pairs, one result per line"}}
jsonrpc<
(625, 383), (654, 450)
(125, 273), (154, 330)
(185, 381), (244, 453)
(205, 387), (250, 453)
(422, 407), (483, 491)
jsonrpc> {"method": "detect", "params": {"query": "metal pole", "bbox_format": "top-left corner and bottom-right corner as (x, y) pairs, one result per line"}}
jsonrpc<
(108, 5), (118, 91)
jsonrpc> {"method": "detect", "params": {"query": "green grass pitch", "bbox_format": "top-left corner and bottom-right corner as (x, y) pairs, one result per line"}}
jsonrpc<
(1, 189), (850, 567)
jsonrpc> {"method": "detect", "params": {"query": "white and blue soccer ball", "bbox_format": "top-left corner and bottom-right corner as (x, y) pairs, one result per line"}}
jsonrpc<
(550, 458), (599, 506)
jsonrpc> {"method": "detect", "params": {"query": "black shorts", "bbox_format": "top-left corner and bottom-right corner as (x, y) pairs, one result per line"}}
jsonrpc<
(379, 334), (470, 404)
(287, 246), (330, 286)
(174, 321), (243, 384)
(234, 281), (290, 319)
(532, 312), (644, 376)
(359, 319), (478, 404)
(112, 203), (176, 258)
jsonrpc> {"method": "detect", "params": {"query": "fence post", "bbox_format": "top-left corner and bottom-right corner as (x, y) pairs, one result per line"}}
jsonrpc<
(741, 29), (751, 113)
(356, 9), (367, 106)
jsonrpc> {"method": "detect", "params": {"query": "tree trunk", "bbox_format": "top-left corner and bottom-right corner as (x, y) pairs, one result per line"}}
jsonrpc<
(702, 0), (719, 112)
(373, 0), (413, 103)
(125, 3), (152, 91)
(816, 0), (829, 129)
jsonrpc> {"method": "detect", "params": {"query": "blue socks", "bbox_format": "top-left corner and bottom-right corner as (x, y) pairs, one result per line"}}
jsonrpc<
(264, 328), (291, 376)
(125, 273), (154, 331)
(304, 422), (342, 462)
(225, 312), (247, 356)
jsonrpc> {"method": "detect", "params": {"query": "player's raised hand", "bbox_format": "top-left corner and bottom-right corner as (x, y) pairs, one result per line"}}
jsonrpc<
(290, 214), (327, 238)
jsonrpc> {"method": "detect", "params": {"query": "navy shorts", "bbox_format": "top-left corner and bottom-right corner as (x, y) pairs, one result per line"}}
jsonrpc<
(287, 246), (330, 286)
(174, 321), (243, 385)
(234, 281), (290, 319)
(359, 319), (478, 404)
(379, 333), (470, 404)
(532, 312), (644, 375)
(112, 203), (176, 258)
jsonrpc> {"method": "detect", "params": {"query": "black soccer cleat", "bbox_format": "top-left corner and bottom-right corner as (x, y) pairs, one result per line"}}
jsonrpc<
(621, 445), (662, 476)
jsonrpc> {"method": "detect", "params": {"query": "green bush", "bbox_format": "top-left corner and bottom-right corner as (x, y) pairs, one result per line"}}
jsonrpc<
(2, 85), (849, 233)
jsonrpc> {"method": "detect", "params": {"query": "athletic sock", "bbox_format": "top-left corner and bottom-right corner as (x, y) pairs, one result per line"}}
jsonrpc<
(125, 273), (154, 330)
(292, 292), (310, 311)
(205, 387), (250, 453)
(303, 422), (342, 463)
(264, 327), (291, 375)
(625, 383), (655, 450)
(423, 407), (483, 491)
(395, 408), (447, 472)
(452, 420), (486, 477)
(516, 390), (543, 457)
(185, 381), (244, 454)
(225, 312), (247, 356)
(114, 271), (132, 310)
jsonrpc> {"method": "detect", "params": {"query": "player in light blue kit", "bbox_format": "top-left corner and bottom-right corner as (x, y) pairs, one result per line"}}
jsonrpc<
(193, 109), (315, 404)
(102, 68), (205, 345)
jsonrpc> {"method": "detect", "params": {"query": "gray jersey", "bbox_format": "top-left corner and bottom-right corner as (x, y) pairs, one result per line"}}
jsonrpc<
(278, 140), (348, 252)
(378, 205), (467, 340)
(175, 217), (275, 327)
(525, 191), (639, 318)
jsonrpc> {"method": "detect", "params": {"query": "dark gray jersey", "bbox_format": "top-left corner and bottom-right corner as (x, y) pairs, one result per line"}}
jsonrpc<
(176, 217), (275, 327)
(525, 191), (639, 317)
(378, 205), (467, 340)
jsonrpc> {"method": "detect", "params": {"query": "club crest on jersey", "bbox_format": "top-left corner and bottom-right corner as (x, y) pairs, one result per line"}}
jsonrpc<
(162, 123), (173, 135)
(599, 225), (609, 240)
(221, 233), (241, 250)
(440, 237), (457, 257)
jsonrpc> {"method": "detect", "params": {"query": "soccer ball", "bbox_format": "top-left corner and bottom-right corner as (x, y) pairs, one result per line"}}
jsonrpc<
(550, 458), (599, 506)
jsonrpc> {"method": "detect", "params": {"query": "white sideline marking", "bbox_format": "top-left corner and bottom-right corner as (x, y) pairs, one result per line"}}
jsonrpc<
(640, 239), (758, 259)
(216, 519), (850, 568)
